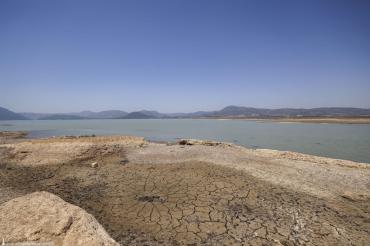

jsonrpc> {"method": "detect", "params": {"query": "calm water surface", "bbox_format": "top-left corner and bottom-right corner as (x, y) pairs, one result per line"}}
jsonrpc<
(1, 119), (369, 163)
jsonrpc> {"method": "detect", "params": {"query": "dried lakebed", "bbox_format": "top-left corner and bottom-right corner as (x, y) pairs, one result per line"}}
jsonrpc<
(0, 134), (369, 245)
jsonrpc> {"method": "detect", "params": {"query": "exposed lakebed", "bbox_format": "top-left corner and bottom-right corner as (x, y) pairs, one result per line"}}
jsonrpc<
(1, 135), (369, 245)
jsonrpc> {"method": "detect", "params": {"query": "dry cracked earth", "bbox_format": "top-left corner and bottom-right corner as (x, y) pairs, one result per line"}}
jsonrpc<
(0, 134), (369, 245)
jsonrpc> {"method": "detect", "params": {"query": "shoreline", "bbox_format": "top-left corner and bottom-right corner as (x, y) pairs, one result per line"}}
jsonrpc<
(197, 116), (370, 124)
(2, 130), (370, 164)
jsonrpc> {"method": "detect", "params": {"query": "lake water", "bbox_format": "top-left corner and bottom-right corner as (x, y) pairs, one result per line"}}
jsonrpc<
(1, 119), (369, 163)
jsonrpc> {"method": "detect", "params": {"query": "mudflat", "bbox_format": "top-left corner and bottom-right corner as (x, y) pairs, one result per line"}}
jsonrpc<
(0, 133), (369, 245)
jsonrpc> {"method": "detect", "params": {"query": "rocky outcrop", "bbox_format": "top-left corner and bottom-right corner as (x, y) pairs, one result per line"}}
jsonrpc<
(178, 139), (235, 147)
(0, 192), (118, 246)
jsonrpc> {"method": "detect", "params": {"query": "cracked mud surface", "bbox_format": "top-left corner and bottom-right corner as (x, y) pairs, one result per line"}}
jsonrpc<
(1, 135), (370, 245)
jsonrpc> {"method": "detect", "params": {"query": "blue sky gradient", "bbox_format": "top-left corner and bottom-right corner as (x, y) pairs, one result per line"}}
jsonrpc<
(1, 0), (370, 113)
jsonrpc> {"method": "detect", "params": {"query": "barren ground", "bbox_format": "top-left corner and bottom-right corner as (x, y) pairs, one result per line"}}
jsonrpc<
(0, 133), (369, 245)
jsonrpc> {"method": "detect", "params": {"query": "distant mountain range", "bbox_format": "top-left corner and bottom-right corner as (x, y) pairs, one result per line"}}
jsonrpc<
(70, 110), (128, 119)
(37, 114), (87, 120)
(197, 106), (370, 118)
(0, 107), (28, 120)
(20, 110), (128, 120)
(1, 106), (370, 120)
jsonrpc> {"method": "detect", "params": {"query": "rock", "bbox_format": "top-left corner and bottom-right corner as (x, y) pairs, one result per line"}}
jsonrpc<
(0, 192), (118, 246)
(178, 139), (234, 147)
(91, 161), (98, 168)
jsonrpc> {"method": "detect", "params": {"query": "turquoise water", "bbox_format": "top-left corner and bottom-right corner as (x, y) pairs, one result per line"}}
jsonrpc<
(1, 119), (369, 163)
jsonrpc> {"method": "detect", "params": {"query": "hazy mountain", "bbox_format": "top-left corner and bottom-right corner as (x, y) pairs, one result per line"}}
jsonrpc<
(20, 112), (51, 120)
(72, 111), (95, 118)
(21, 110), (127, 120)
(0, 107), (28, 120)
(122, 112), (157, 119)
(38, 115), (87, 120)
(137, 110), (166, 118)
(292, 107), (370, 117)
(214, 106), (269, 116)
(72, 110), (128, 119)
(6, 106), (370, 120)
(167, 110), (216, 118)
(203, 106), (370, 118)
(165, 112), (191, 118)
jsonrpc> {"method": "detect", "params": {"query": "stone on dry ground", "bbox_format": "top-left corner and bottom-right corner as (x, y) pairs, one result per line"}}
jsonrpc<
(0, 191), (118, 246)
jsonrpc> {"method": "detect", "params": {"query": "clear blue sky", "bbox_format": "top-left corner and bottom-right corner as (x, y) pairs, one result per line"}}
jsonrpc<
(1, 0), (369, 113)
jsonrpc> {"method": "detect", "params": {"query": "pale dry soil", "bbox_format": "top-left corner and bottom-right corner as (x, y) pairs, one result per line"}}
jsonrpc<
(0, 134), (369, 245)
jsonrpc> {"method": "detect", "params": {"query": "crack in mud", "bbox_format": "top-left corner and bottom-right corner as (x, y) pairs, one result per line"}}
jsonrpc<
(1, 147), (369, 245)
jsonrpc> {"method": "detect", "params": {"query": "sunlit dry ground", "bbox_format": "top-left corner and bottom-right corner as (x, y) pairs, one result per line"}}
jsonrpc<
(0, 134), (369, 245)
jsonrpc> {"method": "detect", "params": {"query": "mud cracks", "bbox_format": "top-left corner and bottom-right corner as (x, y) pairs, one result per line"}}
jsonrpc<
(0, 152), (369, 246)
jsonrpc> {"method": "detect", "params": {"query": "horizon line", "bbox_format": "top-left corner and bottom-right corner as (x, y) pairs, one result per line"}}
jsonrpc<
(11, 105), (370, 114)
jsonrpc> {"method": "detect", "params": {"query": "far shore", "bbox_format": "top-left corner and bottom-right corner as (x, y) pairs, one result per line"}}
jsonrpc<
(198, 116), (370, 124)
(2, 116), (370, 124)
